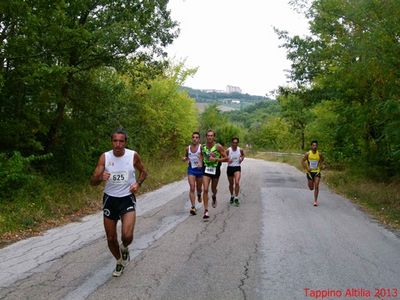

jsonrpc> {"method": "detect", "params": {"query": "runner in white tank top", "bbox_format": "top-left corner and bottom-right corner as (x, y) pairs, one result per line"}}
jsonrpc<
(104, 148), (136, 197)
(91, 128), (147, 277)
(182, 132), (203, 215)
(226, 137), (245, 206)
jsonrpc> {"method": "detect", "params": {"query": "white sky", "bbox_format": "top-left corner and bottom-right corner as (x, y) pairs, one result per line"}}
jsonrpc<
(166, 0), (310, 96)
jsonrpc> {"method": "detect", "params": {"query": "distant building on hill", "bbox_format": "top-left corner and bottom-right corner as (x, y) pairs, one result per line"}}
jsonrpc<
(202, 89), (225, 93)
(226, 85), (242, 94)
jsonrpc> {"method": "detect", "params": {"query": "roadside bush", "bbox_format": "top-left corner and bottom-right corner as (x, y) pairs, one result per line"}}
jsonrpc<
(0, 152), (52, 200)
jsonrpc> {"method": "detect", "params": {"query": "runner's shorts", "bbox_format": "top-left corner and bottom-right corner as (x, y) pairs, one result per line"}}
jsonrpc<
(203, 165), (221, 178)
(227, 166), (241, 177)
(103, 193), (136, 220)
(306, 171), (321, 180)
(188, 166), (204, 177)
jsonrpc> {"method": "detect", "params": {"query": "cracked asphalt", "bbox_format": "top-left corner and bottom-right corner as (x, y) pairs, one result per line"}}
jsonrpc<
(1, 159), (400, 300)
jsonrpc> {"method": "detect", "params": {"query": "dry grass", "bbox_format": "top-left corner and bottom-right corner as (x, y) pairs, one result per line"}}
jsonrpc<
(324, 169), (400, 230)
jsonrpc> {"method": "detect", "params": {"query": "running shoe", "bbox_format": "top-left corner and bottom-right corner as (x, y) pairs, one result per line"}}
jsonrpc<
(230, 196), (234, 205)
(313, 201), (318, 207)
(234, 197), (240, 207)
(203, 210), (209, 220)
(112, 263), (124, 277)
(212, 195), (217, 208)
(120, 244), (130, 266)
(197, 193), (202, 203)
(190, 207), (197, 215)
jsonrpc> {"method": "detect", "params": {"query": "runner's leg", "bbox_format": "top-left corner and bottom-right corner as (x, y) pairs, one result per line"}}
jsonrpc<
(211, 177), (219, 198)
(196, 176), (203, 202)
(120, 211), (136, 247)
(307, 176), (314, 190)
(228, 175), (234, 196)
(203, 176), (211, 211)
(313, 176), (321, 204)
(234, 171), (241, 197)
(104, 217), (121, 260)
(188, 175), (196, 207)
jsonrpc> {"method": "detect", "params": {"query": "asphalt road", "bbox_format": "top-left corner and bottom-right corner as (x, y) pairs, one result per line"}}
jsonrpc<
(0, 159), (399, 300)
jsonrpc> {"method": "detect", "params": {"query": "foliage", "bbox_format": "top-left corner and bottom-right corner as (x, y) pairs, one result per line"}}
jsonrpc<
(199, 104), (227, 134)
(0, 152), (52, 199)
(0, 0), (178, 157)
(0, 1), (199, 195)
(225, 100), (280, 128)
(275, 0), (400, 177)
(278, 91), (312, 150)
(125, 64), (198, 159)
(248, 117), (296, 150)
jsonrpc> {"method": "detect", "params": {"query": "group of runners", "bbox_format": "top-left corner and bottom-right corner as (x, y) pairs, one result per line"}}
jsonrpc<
(90, 128), (323, 277)
(182, 129), (245, 219)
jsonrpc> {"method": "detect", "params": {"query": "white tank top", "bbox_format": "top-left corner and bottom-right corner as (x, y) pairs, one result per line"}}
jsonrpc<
(104, 149), (136, 197)
(188, 144), (202, 168)
(228, 147), (241, 167)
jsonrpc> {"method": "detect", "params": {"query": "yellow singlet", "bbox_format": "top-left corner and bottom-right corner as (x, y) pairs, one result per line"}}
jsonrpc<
(308, 150), (320, 172)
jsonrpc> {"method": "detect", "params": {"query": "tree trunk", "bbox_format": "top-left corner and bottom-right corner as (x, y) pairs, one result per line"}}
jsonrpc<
(44, 83), (68, 153)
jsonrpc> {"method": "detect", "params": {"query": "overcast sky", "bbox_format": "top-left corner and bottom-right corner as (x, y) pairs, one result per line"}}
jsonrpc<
(166, 0), (310, 96)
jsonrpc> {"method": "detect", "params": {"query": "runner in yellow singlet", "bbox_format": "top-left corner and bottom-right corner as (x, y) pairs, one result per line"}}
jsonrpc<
(301, 140), (324, 206)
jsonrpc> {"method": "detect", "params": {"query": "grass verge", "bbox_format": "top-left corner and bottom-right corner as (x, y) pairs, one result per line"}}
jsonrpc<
(0, 157), (187, 248)
(251, 151), (400, 231)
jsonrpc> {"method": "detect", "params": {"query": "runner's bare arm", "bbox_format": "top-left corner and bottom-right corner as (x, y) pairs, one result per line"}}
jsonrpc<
(90, 154), (108, 186)
(217, 144), (229, 163)
(301, 153), (309, 172)
(240, 149), (245, 162)
(131, 152), (147, 193)
(225, 149), (231, 163)
(199, 149), (204, 168)
(182, 147), (189, 162)
(319, 153), (325, 169)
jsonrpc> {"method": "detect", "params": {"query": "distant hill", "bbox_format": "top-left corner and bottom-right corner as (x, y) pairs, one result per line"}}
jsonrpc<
(181, 86), (271, 103)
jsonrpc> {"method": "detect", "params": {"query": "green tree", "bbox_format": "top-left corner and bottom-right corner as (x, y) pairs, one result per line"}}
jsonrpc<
(249, 116), (294, 150)
(199, 104), (227, 134)
(278, 91), (311, 150)
(0, 0), (178, 157)
(122, 63), (198, 159)
(277, 0), (400, 175)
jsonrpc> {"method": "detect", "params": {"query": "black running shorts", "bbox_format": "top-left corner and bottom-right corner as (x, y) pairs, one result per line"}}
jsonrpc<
(227, 166), (241, 177)
(103, 193), (136, 220)
(306, 171), (321, 181)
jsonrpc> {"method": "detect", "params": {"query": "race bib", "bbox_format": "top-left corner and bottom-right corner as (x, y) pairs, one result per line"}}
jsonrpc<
(110, 171), (128, 184)
(190, 159), (200, 169)
(205, 166), (216, 175)
(309, 160), (319, 170)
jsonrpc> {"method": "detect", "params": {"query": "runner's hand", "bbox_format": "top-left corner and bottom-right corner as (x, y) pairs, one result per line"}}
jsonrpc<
(102, 172), (111, 181)
(130, 182), (140, 193)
